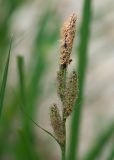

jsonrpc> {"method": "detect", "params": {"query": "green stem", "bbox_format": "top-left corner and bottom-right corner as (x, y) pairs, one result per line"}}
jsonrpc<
(67, 0), (92, 160)
(61, 145), (66, 160)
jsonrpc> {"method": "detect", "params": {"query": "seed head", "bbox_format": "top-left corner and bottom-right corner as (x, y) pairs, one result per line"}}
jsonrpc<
(60, 14), (77, 66)
(63, 71), (78, 120)
(50, 104), (65, 144)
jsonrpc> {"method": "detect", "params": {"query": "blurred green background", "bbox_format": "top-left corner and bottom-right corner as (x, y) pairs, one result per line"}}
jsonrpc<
(0, 0), (114, 160)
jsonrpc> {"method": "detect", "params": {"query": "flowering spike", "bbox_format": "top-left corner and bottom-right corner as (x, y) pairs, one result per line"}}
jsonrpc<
(63, 71), (78, 120)
(60, 14), (77, 66)
(50, 104), (65, 145)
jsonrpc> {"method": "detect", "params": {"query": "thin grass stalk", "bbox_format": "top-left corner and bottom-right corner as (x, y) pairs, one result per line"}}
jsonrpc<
(67, 0), (92, 160)
(61, 144), (66, 160)
(0, 38), (12, 119)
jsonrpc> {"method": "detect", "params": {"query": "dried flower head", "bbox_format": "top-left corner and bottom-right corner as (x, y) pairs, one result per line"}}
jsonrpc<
(50, 104), (65, 144)
(60, 14), (77, 66)
(63, 71), (78, 120)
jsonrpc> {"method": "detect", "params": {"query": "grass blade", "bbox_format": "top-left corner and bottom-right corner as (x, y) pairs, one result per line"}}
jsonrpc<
(0, 39), (12, 118)
(17, 56), (61, 148)
(67, 0), (92, 160)
(17, 55), (37, 159)
(83, 122), (114, 160)
(17, 56), (26, 106)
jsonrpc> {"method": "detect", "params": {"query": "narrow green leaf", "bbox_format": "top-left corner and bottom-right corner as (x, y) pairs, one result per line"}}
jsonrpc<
(83, 122), (114, 160)
(17, 129), (38, 160)
(0, 38), (12, 118)
(17, 56), (60, 145)
(17, 56), (40, 159)
(67, 0), (92, 160)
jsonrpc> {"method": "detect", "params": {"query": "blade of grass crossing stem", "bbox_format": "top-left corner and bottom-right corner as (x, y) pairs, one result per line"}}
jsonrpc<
(83, 122), (114, 160)
(0, 39), (12, 118)
(67, 0), (92, 160)
(19, 103), (61, 146)
(17, 56), (61, 150)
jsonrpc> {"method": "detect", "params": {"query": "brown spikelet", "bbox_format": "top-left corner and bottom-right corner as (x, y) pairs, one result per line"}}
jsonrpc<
(60, 14), (77, 66)
(63, 71), (78, 120)
(50, 104), (65, 144)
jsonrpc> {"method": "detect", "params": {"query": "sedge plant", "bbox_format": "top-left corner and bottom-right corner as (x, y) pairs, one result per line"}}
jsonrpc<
(49, 14), (78, 160)
(1, 10), (114, 160)
(18, 14), (78, 160)
(18, 11), (114, 160)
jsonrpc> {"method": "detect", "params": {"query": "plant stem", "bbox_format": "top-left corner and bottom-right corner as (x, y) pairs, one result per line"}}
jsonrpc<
(61, 144), (66, 160)
(67, 0), (92, 160)
(61, 64), (67, 160)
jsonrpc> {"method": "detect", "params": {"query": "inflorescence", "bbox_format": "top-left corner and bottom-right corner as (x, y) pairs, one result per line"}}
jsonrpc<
(50, 14), (78, 146)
